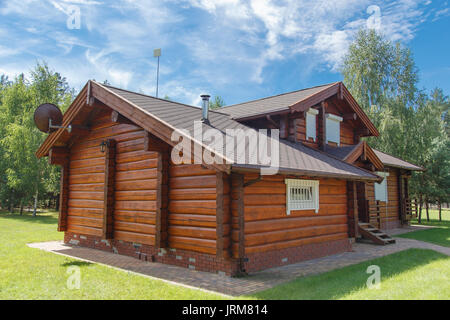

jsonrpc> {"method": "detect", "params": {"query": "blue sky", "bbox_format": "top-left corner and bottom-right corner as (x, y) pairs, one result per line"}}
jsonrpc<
(0, 0), (449, 107)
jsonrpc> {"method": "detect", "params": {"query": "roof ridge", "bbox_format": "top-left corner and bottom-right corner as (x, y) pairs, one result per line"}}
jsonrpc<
(97, 81), (231, 116)
(222, 82), (340, 109)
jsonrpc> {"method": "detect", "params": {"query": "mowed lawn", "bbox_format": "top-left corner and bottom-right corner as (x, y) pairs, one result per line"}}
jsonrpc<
(1, 211), (449, 300)
(397, 209), (450, 247)
(0, 211), (227, 300)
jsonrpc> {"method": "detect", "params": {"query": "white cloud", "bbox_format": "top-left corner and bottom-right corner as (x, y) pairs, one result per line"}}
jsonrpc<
(0, 0), (444, 104)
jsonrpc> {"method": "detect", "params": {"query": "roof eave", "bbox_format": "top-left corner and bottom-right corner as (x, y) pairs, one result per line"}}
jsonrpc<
(231, 164), (382, 182)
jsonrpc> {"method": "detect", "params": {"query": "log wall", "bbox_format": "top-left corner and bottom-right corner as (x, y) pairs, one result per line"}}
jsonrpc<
(232, 174), (349, 256)
(365, 168), (401, 229)
(67, 109), (159, 245)
(167, 163), (219, 255)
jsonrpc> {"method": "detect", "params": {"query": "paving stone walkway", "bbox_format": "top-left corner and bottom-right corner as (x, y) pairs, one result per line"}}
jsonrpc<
(28, 227), (449, 296)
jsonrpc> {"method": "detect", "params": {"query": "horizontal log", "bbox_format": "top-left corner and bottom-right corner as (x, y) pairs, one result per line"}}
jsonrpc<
(68, 207), (103, 217)
(169, 164), (216, 177)
(114, 221), (155, 234)
(67, 225), (102, 237)
(168, 213), (217, 228)
(67, 216), (102, 228)
(69, 173), (104, 185)
(68, 199), (104, 209)
(245, 232), (348, 254)
(243, 224), (347, 247)
(115, 168), (157, 182)
(115, 200), (156, 211)
(168, 225), (217, 240)
(115, 179), (158, 191)
(115, 159), (158, 172)
(115, 190), (157, 201)
(114, 230), (154, 245)
(114, 210), (156, 224)
(244, 215), (347, 235)
(169, 188), (216, 200)
(170, 175), (216, 189)
(69, 191), (103, 201)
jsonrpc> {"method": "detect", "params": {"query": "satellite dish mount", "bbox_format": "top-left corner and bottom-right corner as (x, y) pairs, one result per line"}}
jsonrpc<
(34, 103), (71, 134)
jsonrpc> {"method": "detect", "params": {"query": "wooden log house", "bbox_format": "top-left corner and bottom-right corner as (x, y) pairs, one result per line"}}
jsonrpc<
(36, 81), (423, 275)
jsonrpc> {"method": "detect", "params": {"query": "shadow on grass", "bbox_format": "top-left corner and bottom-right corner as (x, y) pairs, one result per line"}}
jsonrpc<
(0, 211), (58, 225)
(61, 260), (93, 267)
(250, 249), (448, 300)
(397, 228), (450, 247)
(412, 219), (450, 228)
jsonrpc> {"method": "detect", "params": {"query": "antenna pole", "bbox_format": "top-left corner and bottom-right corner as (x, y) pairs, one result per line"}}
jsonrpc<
(154, 48), (161, 98)
(156, 55), (160, 98)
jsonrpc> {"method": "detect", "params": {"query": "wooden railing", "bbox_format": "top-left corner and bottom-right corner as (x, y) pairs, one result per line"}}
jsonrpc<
(402, 197), (417, 221)
(366, 199), (381, 228)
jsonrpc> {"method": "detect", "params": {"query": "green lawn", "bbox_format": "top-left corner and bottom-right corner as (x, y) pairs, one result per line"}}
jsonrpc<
(0, 211), (227, 300)
(1, 210), (449, 300)
(397, 209), (450, 247)
(249, 249), (450, 300)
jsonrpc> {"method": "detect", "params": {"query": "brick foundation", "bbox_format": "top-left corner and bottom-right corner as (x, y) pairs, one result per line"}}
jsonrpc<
(65, 232), (352, 276)
(64, 232), (239, 276)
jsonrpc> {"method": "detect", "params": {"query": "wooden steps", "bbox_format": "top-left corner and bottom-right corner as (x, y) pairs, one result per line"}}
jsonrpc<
(358, 223), (396, 245)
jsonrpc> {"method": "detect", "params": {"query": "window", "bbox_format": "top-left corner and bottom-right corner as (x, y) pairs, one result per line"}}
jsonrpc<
(374, 171), (389, 202)
(326, 113), (343, 145)
(285, 179), (319, 214)
(306, 108), (318, 141)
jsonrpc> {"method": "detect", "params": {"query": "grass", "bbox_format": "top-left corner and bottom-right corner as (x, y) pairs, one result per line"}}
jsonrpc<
(0, 211), (228, 300)
(249, 249), (450, 300)
(397, 209), (450, 247)
(1, 210), (449, 300)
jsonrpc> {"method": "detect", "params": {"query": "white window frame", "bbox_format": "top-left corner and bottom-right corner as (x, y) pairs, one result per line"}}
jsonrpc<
(325, 113), (343, 146)
(306, 108), (319, 141)
(374, 171), (389, 202)
(285, 179), (320, 215)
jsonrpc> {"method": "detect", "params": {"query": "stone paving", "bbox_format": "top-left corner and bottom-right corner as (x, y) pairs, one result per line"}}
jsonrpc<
(27, 227), (449, 297)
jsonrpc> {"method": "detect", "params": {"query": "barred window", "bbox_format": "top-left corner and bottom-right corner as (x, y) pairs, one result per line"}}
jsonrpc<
(285, 179), (320, 215)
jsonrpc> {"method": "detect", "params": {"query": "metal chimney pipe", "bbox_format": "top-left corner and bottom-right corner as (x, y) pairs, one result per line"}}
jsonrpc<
(201, 94), (210, 123)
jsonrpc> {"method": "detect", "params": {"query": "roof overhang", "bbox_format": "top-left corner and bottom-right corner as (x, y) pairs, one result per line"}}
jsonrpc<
(234, 82), (379, 138)
(36, 80), (231, 173)
(231, 164), (382, 182)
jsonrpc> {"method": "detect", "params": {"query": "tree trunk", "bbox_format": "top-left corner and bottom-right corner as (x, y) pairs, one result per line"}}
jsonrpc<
(418, 194), (423, 224)
(20, 200), (23, 216)
(425, 199), (429, 222)
(439, 201), (442, 221)
(414, 198), (418, 218)
(33, 189), (38, 217)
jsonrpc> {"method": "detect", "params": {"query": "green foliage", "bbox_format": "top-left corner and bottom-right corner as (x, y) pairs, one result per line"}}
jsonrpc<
(209, 95), (225, 110)
(341, 29), (449, 203)
(0, 62), (74, 212)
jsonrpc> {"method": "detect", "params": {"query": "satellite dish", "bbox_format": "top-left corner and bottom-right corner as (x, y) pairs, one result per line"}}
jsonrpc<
(34, 103), (68, 133)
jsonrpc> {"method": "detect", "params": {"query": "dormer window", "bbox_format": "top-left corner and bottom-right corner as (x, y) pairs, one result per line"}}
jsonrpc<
(306, 108), (318, 141)
(326, 113), (343, 146)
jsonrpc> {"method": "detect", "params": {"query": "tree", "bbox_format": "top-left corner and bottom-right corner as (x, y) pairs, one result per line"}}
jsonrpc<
(0, 62), (73, 215)
(209, 96), (225, 110)
(341, 29), (449, 223)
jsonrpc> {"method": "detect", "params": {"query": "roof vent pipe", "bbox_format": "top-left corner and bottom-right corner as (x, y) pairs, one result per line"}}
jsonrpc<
(201, 94), (210, 123)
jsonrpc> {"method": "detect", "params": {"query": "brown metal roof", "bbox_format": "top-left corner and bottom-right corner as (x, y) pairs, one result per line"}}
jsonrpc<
(323, 145), (358, 160)
(104, 84), (380, 181)
(373, 149), (424, 171)
(221, 83), (338, 120)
